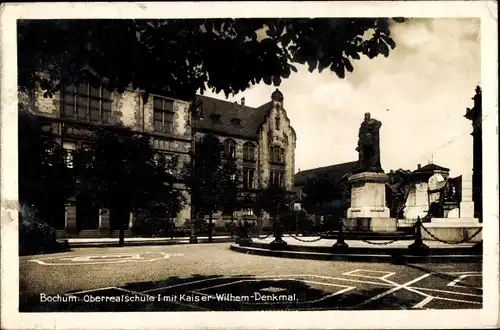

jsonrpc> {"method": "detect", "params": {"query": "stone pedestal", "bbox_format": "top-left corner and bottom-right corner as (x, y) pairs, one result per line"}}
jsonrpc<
(460, 172), (475, 218)
(345, 172), (397, 232)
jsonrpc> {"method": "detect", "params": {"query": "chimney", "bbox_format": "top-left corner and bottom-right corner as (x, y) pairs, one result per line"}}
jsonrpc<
(241, 97), (245, 107)
(417, 164), (421, 169)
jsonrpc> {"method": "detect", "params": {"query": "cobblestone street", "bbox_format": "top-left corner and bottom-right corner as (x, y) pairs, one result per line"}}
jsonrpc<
(20, 243), (482, 312)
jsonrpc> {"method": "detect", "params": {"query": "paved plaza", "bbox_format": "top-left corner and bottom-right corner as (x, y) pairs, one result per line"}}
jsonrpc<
(19, 243), (482, 312)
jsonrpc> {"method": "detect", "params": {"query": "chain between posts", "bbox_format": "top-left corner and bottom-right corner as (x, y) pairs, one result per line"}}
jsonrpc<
(287, 233), (324, 243)
(254, 232), (273, 240)
(247, 218), (482, 246)
(419, 222), (483, 245)
(340, 221), (403, 246)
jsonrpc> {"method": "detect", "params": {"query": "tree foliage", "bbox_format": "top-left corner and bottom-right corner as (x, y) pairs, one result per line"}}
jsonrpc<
(18, 109), (74, 225)
(301, 173), (345, 215)
(73, 124), (185, 244)
(386, 169), (413, 218)
(18, 18), (406, 100)
(254, 185), (294, 219)
(182, 133), (240, 239)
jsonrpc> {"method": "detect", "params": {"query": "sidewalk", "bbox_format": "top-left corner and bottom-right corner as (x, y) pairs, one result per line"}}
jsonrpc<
(57, 235), (234, 248)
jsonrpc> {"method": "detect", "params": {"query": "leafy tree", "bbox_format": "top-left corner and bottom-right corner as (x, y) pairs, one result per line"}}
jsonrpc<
(254, 185), (296, 232)
(386, 169), (413, 218)
(300, 173), (351, 230)
(182, 133), (240, 242)
(73, 124), (184, 245)
(302, 173), (338, 214)
(18, 108), (73, 228)
(18, 18), (406, 101)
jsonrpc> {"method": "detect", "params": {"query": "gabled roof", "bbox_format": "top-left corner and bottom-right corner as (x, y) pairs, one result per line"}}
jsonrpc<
(192, 95), (274, 139)
(413, 163), (450, 173)
(294, 161), (357, 186)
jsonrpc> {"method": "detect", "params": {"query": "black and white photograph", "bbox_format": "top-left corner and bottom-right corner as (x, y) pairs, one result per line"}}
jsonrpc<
(1, 2), (498, 330)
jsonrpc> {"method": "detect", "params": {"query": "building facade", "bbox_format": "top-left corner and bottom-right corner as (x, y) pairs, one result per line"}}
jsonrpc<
(21, 81), (297, 236)
(20, 81), (192, 237)
(192, 89), (297, 226)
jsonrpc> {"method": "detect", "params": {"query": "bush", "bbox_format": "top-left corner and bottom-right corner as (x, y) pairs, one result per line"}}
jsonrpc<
(19, 216), (68, 255)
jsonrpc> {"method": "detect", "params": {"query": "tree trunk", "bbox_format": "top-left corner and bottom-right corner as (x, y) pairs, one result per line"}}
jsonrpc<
(170, 216), (174, 239)
(208, 213), (213, 243)
(112, 206), (125, 247)
(230, 212), (234, 238)
(119, 220), (125, 246)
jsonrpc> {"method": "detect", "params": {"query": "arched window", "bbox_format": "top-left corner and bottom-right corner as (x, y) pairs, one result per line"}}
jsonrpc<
(243, 142), (255, 161)
(224, 139), (237, 159)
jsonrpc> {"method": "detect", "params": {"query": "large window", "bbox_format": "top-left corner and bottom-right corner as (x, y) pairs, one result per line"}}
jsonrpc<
(153, 96), (175, 133)
(270, 171), (284, 187)
(269, 145), (285, 164)
(243, 168), (255, 189)
(224, 139), (237, 159)
(62, 83), (112, 123)
(243, 142), (255, 161)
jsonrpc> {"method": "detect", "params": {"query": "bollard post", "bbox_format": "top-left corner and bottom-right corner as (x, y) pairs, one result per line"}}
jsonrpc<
(332, 218), (349, 251)
(270, 214), (287, 249)
(408, 217), (430, 255)
(237, 220), (253, 246)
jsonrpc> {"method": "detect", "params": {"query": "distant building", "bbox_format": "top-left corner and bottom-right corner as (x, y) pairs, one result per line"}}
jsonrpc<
(294, 161), (356, 199)
(294, 161), (356, 226)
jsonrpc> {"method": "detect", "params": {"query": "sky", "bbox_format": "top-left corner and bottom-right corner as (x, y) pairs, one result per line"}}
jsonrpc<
(202, 18), (481, 178)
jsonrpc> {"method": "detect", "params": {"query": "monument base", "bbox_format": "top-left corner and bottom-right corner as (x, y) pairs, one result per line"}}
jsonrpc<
(420, 218), (482, 243)
(345, 172), (396, 232)
(347, 206), (391, 218)
(344, 217), (398, 232)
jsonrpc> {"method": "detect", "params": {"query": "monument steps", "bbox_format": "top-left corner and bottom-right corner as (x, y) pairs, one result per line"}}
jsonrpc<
(320, 231), (414, 241)
(230, 243), (481, 263)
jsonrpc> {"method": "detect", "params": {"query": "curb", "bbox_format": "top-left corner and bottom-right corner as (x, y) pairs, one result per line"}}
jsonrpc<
(60, 238), (235, 248)
(230, 244), (482, 264)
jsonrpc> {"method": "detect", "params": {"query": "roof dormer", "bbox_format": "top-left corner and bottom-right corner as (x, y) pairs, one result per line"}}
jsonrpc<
(209, 113), (221, 124)
(231, 118), (242, 127)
